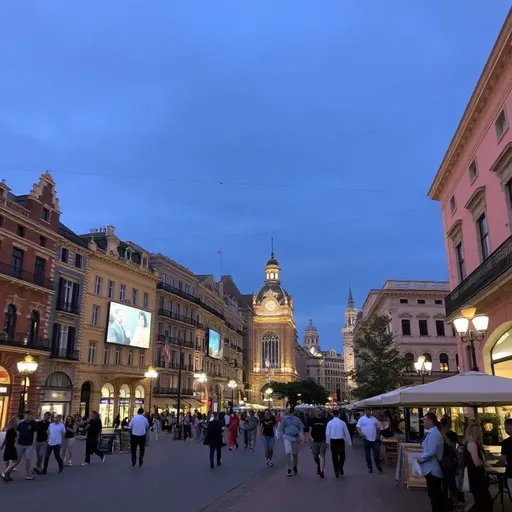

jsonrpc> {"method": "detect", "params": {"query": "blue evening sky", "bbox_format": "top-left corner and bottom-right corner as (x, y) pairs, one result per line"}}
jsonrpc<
(1, 1), (510, 351)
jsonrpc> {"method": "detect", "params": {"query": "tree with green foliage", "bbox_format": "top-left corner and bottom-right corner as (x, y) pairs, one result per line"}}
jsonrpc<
(348, 314), (407, 400)
(270, 379), (329, 407)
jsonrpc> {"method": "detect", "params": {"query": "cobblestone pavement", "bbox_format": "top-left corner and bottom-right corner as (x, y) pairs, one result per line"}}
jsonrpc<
(1, 436), (436, 511)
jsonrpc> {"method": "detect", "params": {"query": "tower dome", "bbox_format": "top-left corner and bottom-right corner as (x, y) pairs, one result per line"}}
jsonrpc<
(254, 252), (292, 306)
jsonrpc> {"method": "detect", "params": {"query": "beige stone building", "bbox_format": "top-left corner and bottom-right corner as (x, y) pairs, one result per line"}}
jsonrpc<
(341, 288), (357, 392)
(249, 252), (298, 400)
(304, 320), (346, 403)
(360, 280), (459, 383)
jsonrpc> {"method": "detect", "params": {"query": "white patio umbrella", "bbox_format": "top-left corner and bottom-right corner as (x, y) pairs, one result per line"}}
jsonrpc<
(352, 387), (412, 408)
(382, 371), (512, 407)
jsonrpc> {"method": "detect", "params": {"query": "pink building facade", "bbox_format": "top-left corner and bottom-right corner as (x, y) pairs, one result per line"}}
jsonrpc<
(428, 10), (512, 378)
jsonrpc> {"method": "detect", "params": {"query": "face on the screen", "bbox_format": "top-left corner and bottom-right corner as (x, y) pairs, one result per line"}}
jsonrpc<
(116, 311), (123, 324)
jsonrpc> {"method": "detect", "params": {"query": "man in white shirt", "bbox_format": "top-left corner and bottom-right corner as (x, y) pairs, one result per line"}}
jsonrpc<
(128, 408), (150, 467)
(42, 414), (65, 474)
(326, 409), (352, 477)
(356, 408), (383, 473)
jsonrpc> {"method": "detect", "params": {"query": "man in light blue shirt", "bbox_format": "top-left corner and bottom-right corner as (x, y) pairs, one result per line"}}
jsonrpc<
(418, 412), (445, 511)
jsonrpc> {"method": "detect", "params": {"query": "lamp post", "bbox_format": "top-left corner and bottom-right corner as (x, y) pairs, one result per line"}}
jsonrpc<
(414, 355), (432, 384)
(144, 365), (158, 414)
(264, 387), (273, 407)
(17, 354), (38, 417)
(227, 379), (237, 410)
(176, 346), (184, 427)
(453, 307), (489, 372)
(194, 372), (207, 410)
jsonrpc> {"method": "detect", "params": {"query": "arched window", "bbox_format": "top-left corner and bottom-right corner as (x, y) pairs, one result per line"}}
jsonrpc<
(422, 352), (432, 363)
(29, 310), (39, 343)
(4, 304), (16, 338)
(404, 353), (415, 371)
(439, 353), (449, 372)
(261, 331), (279, 369)
(44, 371), (72, 389)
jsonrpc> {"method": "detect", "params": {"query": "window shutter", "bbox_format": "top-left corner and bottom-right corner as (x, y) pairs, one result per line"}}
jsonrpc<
(68, 326), (76, 353)
(58, 277), (65, 302)
(71, 282), (80, 310)
(52, 323), (61, 352)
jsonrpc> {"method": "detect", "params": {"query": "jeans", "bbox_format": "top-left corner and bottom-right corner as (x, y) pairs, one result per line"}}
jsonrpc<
(43, 444), (63, 472)
(330, 439), (346, 474)
(209, 445), (221, 466)
(85, 437), (103, 463)
(363, 439), (381, 469)
(425, 473), (444, 512)
(247, 429), (257, 449)
(130, 434), (146, 466)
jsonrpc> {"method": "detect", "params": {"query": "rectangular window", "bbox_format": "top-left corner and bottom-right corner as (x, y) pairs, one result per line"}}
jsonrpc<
(401, 319), (411, 336)
(477, 213), (490, 260)
(75, 253), (83, 269)
(92, 305), (100, 325)
(88, 342), (96, 364)
(436, 320), (446, 336)
(159, 296), (164, 309)
(435, 299), (443, 305)
(115, 347), (121, 365)
(178, 281), (183, 291)
(417, 299), (426, 304)
(61, 247), (69, 263)
(17, 225), (25, 237)
(41, 207), (50, 221)
(132, 289), (138, 305)
(468, 160), (478, 183)
(62, 279), (74, 305)
(418, 319), (429, 336)
(58, 325), (69, 351)
(120, 284), (126, 302)
(108, 280), (114, 299)
(495, 109), (509, 140)
(94, 276), (103, 295)
(39, 236), (46, 247)
(34, 257), (45, 286)
(455, 243), (466, 282)
(176, 303), (181, 316)
(161, 273), (167, 284)
(185, 284), (190, 294)
(103, 347), (109, 365)
(128, 350), (134, 366)
(399, 299), (408, 304)
(449, 196), (456, 214)
(143, 292), (149, 308)
(139, 350), (145, 368)
(11, 248), (24, 278)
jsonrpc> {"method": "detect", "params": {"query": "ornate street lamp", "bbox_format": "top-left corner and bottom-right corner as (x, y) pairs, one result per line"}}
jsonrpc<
(227, 379), (237, 410)
(17, 354), (38, 417)
(264, 386), (273, 406)
(453, 307), (489, 372)
(414, 355), (432, 384)
(144, 365), (158, 414)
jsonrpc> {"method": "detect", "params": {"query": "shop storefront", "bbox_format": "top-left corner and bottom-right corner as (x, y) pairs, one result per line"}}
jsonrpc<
(0, 366), (11, 429)
(41, 372), (73, 418)
(100, 383), (115, 427)
(134, 385), (144, 416)
(118, 384), (131, 421)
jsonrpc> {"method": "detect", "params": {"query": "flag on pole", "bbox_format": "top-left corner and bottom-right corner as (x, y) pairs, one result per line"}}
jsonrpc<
(163, 332), (170, 361)
(217, 249), (222, 254)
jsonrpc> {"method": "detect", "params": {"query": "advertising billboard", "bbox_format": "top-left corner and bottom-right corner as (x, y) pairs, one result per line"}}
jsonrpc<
(208, 329), (223, 359)
(106, 301), (152, 349)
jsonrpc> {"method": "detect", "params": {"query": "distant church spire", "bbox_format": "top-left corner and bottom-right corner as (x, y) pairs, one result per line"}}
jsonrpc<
(347, 286), (355, 308)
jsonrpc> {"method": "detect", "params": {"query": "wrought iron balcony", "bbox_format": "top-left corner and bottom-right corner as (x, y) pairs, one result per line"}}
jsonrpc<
(403, 370), (459, 378)
(0, 331), (51, 351)
(0, 262), (54, 290)
(156, 334), (195, 349)
(445, 234), (512, 317)
(157, 282), (200, 304)
(157, 308), (198, 327)
(56, 300), (80, 315)
(181, 388), (194, 396)
(51, 347), (79, 361)
(153, 387), (179, 396)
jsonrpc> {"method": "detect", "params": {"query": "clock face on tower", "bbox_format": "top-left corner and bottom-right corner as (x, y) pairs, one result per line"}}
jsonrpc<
(265, 300), (277, 312)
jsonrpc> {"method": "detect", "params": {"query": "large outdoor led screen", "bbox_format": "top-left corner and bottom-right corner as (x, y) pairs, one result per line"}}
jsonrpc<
(208, 329), (223, 359)
(106, 301), (152, 349)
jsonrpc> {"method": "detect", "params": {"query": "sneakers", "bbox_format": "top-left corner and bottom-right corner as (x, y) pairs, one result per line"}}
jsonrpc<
(81, 462), (89, 466)
(101, 456), (106, 464)
(317, 465), (320, 475)
(377, 466), (383, 474)
(319, 471), (325, 478)
(293, 466), (298, 475)
(266, 459), (274, 467)
(287, 469), (292, 477)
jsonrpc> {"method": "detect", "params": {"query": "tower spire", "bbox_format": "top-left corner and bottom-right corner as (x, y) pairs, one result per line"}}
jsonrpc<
(271, 234), (274, 258)
(347, 286), (354, 308)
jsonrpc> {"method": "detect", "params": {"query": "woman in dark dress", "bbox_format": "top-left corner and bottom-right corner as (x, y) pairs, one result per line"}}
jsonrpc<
(1, 417), (18, 481)
(205, 412), (224, 469)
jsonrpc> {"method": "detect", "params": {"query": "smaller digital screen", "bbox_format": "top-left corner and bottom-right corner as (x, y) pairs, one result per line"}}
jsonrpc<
(208, 329), (223, 359)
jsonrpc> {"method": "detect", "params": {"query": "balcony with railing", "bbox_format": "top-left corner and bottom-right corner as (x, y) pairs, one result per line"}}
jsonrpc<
(50, 347), (80, 361)
(157, 281), (200, 304)
(0, 331), (51, 352)
(157, 308), (199, 327)
(56, 300), (80, 315)
(153, 386), (194, 396)
(156, 334), (195, 349)
(0, 262), (54, 290)
(445, 235), (512, 317)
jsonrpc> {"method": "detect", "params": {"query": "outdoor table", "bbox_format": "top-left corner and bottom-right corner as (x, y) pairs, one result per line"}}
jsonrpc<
(486, 465), (506, 511)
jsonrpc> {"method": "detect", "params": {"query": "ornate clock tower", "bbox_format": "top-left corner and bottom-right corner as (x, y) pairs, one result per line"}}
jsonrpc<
(250, 251), (298, 398)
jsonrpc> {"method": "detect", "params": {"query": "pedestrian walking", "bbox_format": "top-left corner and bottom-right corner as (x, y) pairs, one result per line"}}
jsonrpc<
(4, 410), (37, 480)
(34, 411), (51, 474)
(326, 409), (352, 478)
(356, 408), (383, 474)
(205, 412), (224, 469)
(417, 413), (446, 512)
(244, 410), (259, 451)
(261, 410), (277, 467)
(128, 408), (150, 467)
(42, 414), (65, 474)
(62, 415), (77, 466)
(309, 408), (328, 478)
(1, 417), (18, 481)
(228, 412), (240, 451)
(81, 411), (105, 466)
(279, 407), (304, 477)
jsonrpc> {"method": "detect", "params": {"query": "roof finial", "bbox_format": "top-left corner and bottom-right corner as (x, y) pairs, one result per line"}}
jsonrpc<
(348, 286), (355, 308)
(270, 232), (274, 258)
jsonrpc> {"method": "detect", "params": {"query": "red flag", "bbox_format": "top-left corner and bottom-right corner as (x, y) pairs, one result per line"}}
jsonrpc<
(163, 343), (170, 361)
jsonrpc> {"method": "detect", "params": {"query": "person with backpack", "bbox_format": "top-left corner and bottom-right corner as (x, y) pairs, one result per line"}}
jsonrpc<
(279, 407), (304, 477)
(440, 417), (463, 511)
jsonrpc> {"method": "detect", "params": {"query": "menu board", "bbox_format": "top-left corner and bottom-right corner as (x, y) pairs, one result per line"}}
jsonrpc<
(403, 445), (427, 489)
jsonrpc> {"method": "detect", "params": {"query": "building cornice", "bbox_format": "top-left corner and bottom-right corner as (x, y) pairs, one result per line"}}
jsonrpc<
(89, 251), (159, 282)
(428, 9), (512, 201)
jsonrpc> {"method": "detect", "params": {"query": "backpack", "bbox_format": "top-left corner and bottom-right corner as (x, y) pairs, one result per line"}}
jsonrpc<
(439, 442), (459, 473)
